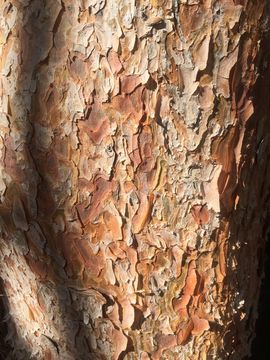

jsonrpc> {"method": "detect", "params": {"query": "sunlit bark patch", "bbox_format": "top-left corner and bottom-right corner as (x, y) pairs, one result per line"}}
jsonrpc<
(0, 0), (270, 359)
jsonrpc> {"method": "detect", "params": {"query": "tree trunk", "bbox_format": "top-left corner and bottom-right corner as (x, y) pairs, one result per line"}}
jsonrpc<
(0, 0), (269, 359)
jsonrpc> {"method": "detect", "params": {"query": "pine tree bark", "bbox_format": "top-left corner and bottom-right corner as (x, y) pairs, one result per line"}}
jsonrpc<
(0, 0), (270, 359)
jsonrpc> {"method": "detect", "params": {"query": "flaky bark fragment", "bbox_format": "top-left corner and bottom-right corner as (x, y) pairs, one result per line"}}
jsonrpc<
(0, 0), (270, 359)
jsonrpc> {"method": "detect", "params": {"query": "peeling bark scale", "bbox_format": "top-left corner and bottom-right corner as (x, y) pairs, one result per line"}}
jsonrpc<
(0, 0), (270, 359)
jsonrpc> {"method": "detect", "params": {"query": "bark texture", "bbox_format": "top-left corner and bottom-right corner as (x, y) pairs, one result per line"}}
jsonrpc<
(0, 0), (270, 359)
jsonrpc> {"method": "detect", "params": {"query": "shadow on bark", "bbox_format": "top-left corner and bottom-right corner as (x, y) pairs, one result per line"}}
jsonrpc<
(220, 4), (270, 359)
(250, 234), (270, 360)
(0, 1), (97, 359)
(0, 278), (32, 360)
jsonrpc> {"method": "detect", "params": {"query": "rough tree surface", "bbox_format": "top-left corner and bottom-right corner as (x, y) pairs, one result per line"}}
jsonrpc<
(0, 0), (270, 359)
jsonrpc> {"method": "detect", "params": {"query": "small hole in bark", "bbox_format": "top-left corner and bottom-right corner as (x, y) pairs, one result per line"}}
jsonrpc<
(146, 76), (157, 91)
(158, 289), (164, 297)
